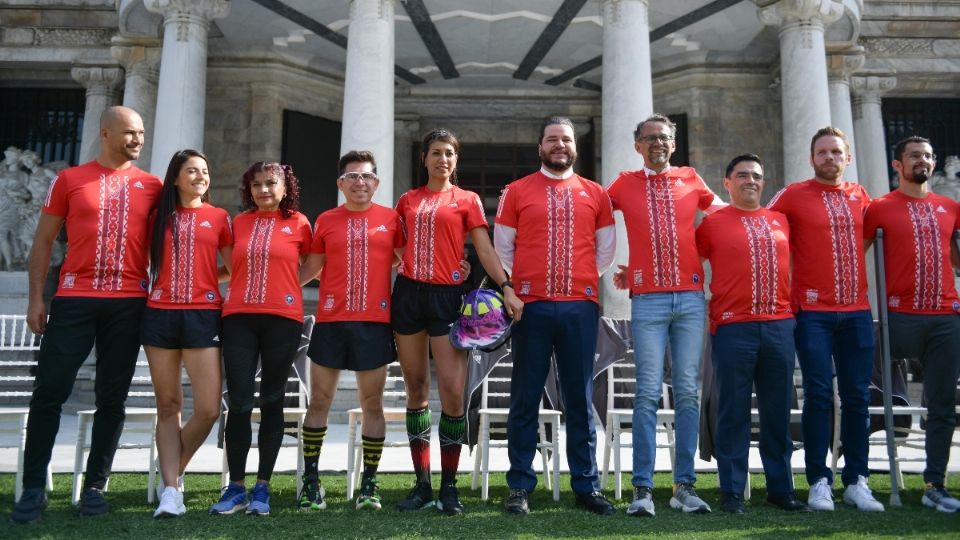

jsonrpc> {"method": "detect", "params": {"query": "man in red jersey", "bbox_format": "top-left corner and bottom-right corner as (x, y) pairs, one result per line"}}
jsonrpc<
(12, 106), (162, 523)
(864, 136), (960, 513)
(297, 150), (404, 512)
(768, 127), (883, 512)
(495, 117), (616, 516)
(607, 113), (724, 517)
(696, 154), (808, 514)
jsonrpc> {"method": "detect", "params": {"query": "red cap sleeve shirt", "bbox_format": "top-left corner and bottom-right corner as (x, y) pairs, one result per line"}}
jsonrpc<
(495, 171), (615, 303)
(606, 167), (716, 294)
(696, 206), (793, 334)
(222, 210), (312, 322)
(148, 203), (233, 309)
(767, 179), (872, 312)
(863, 191), (960, 314)
(395, 185), (488, 285)
(42, 161), (162, 298)
(311, 204), (404, 323)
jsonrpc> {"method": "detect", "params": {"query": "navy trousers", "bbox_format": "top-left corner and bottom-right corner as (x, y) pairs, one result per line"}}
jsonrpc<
(506, 300), (600, 495)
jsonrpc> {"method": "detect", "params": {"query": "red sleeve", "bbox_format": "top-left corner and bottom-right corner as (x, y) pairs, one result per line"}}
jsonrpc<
(606, 175), (623, 211)
(392, 211), (405, 249)
(695, 218), (712, 259)
(863, 204), (879, 242)
(41, 170), (69, 217)
(858, 184), (873, 213)
(298, 213), (312, 256)
(465, 191), (488, 231)
(596, 186), (616, 228)
(495, 184), (518, 228)
(767, 186), (789, 213)
(218, 211), (233, 249)
(395, 193), (409, 242)
(695, 172), (716, 211)
(310, 215), (326, 254)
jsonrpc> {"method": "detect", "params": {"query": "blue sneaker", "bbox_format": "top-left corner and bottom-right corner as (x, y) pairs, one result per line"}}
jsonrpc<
(209, 483), (248, 515)
(246, 483), (270, 516)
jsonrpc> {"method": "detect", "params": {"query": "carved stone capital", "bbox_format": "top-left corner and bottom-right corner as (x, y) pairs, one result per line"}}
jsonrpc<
(349, 0), (396, 22)
(145, 0), (230, 41)
(827, 48), (865, 81)
(757, 0), (844, 28)
(70, 66), (125, 96)
(602, 0), (650, 27)
(850, 76), (897, 100)
(110, 39), (161, 82)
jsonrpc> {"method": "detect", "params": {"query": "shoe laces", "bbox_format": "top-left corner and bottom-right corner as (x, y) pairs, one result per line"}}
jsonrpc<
(361, 478), (380, 496)
(251, 483), (269, 503)
(855, 476), (873, 496)
(676, 483), (698, 497)
(509, 488), (527, 500)
(634, 486), (652, 499)
(222, 483), (245, 499)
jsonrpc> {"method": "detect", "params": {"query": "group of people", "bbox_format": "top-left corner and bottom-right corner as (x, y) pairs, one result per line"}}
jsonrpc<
(8, 104), (959, 525)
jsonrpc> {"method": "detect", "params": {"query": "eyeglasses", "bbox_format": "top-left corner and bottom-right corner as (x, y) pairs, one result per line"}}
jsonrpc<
(905, 152), (936, 162)
(638, 134), (674, 144)
(339, 172), (379, 184)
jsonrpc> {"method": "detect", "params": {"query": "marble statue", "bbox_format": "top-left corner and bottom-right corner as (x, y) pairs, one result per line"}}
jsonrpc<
(930, 155), (960, 202)
(0, 147), (66, 270)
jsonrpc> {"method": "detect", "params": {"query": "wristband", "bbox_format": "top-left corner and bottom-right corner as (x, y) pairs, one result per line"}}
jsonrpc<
(500, 280), (514, 290)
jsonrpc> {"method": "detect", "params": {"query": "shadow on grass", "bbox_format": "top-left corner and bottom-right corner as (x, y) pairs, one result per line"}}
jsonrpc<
(0, 473), (957, 539)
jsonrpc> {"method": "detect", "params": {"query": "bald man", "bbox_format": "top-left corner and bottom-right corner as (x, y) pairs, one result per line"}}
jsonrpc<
(12, 107), (162, 523)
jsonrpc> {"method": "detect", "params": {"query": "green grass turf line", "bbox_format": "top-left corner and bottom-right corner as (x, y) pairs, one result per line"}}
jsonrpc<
(1, 472), (957, 539)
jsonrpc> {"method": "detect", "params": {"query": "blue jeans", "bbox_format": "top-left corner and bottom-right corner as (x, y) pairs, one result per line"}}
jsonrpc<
(630, 291), (705, 488)
(795, 309), (874, 487)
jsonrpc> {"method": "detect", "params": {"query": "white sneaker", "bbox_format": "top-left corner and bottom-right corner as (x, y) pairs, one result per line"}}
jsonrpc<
(153, 486), (186, 518)
(156, 473), (184, 501)
(842, 475), (884, 512)
(807, 477), (835, 511)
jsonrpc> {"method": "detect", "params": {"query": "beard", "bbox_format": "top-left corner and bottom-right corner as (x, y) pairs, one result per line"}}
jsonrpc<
(902, 166), (930, 184)
(540, 147), (577, 172)
(813, 162), (843, 182)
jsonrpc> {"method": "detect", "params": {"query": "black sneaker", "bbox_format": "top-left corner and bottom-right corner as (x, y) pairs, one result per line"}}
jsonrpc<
(720, 492), (745, 514)
(11, 488), (48, 524)
(79, 486), (109, 517)
(356, 476), (382, 510)
(504, 488), (529, 515)
(397, 481), (435, 512)
(575, 490), (615, 515)
(767, 492), (810, 512)
(298, 474), (326, 511)
(437, 480), (465, 516)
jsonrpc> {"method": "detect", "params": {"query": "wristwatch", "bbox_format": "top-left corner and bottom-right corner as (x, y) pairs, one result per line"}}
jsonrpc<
(500, 280), (514, 290)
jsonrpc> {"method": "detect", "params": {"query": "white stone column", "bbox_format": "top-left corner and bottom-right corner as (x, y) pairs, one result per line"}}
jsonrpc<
(111, 39), (161, 171)
(827, 49), (864, 182)
(393, 118), (420, 204)
(340, 0), (395, 206)
(145, 0), (230, 177)
(759, 0), (843, 184)
(851, 76), (897, 197)
(600, 0), (652, 319)
(71, 66), (124, 163)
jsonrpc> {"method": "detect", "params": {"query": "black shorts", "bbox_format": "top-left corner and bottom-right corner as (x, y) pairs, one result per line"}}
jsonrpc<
(140, 307), (221, 349)
(308, 321), (395, 371)
(391, 274), (464, 337)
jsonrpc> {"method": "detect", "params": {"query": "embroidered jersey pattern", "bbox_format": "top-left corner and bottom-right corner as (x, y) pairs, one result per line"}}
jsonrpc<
(906, 201), (943, 310)
(169, 211), (197, 303)
(821, 191), (859, 305)
(646, 176), (680, 288)
(741, 215), (779, 315)
(345, 217), (369, 312)
(411, 196), (440, 281)
(545, 185), (574, 297)
(243, 216), (275, 304)
(93, 173), (130, 292)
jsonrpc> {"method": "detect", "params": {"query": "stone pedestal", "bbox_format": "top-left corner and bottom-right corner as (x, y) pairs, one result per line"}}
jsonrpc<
(759, 0), (844, 184)
(827, 48), (864, 182)
(70, 67), (124, 163)
(145, 0), (230, 176)
(851, 76), (897, 197)
(600, 0), (652, 319)
(111, 39), (161, 172)
(340, 0), (396, 206)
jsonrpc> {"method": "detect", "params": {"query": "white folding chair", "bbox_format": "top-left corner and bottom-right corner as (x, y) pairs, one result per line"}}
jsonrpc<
(345, 360), (409, 498)
(0, 314), (53, 502)
(471, 354), (561, 502)
(220, 315), (313, 495)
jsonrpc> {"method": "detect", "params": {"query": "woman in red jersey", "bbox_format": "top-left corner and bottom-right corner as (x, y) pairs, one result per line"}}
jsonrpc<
(393, 129), (522, 515)
(142, 149), (232, 518)
(210, 162), (312, 517)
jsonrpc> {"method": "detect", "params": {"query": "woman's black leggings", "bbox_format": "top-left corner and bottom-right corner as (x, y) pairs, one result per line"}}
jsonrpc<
(222, 313), (303, 482)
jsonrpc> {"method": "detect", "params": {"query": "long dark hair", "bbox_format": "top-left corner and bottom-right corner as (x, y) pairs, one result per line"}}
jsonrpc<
(150, 149), (210, 285)
(417, 129), (460, 187)
(239, 161), (300, 218)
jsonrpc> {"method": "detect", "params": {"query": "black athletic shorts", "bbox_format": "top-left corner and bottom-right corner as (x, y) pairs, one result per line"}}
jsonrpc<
(391, 274), (464, 337)
(140, 307), (222, 349)
(308, 321), (395, 371)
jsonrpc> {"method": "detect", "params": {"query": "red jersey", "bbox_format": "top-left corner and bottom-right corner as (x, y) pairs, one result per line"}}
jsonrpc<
(42, 160), (162, 298)
(696, 206), (793, 333)
(395, 185), (488, 285)
(495, 171), (615, 303)
(311, 204), (404, 323)
(768, 179), (872, 312)
(606, 167), (716, 294)
(148, 203), (233, 310)
(864, 190), (960, 315)
(222, 210), (312, 322)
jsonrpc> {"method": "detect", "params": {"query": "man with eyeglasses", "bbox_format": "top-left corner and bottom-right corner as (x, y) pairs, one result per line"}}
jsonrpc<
(607, 113), (724, 517)
(768, 127), (883, 512)
(864, 136), (960, 513)
(297, 150), (404, 511)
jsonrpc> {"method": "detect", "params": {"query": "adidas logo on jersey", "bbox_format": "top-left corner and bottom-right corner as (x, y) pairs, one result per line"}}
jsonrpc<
(447, 202), (459, 208)
(937, 205), (946, 213)
(375, 224), (388, 232)
(772, 219), (781, 226)
(849, 194), (858, 200)
(280, 226), (293, 235)
(674, 178), (685, 187)
(579, 190), (589, 197)
(199, 220), (212, 228)
(133, 180), (144, 189)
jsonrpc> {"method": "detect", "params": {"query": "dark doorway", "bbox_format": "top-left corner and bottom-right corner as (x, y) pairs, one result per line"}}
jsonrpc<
(0, 88), (84, 165)
(281, 110), (342, 223)
(883, 98), (960, 189)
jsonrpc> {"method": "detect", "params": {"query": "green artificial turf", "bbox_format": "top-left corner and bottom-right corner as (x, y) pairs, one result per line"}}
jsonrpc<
(0, 472), (956, 539)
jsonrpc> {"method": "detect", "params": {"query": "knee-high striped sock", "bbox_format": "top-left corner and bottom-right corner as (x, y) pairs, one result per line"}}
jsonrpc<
(438, 412), (465, 485)
(361, 435), (385, 480)
(302, 425), (327, 476)
(406, 407), (432, 484)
